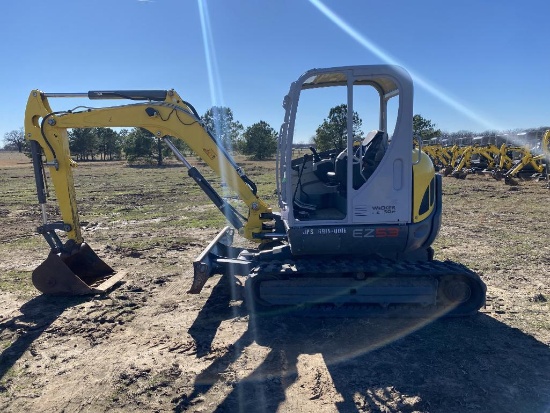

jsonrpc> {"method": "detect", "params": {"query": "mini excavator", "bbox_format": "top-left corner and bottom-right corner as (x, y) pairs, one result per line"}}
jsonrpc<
(24, 65), (486, 316)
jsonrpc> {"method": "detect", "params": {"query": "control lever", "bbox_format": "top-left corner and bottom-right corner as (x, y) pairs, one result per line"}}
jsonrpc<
(309, 146), (321, 162)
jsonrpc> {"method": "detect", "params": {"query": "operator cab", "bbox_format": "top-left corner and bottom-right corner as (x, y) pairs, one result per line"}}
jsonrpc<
(278, 65), (413, 226)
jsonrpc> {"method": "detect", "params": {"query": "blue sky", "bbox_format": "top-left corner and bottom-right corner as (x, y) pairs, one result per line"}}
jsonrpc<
(1, 0), (549, 143)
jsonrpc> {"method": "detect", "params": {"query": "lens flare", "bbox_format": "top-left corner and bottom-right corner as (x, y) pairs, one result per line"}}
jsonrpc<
(197, 0), (224, 108)
(196, 10), (266, 409)
(308, 0), (501, 132)
(197, 0), (235, 196)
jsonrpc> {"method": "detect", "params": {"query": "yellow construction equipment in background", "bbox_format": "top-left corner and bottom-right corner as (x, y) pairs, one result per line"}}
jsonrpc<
(419, 131), (549, 184)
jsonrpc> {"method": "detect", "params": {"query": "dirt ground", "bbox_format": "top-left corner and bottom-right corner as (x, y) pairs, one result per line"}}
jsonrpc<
(0, 151), (548, 413)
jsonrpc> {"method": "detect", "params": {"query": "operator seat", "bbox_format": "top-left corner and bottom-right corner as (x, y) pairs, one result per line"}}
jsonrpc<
(331, 130), (388, 190)
(361, 130), (388, 182)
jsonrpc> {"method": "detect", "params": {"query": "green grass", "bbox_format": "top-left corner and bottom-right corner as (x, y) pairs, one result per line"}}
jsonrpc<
(0, 366), (18, 386)
(0, 236), (42, 251)
(0, 339), (12, 352)
(0, 271), (36, 298)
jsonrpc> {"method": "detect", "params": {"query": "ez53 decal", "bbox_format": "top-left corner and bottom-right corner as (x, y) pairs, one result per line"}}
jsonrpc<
(353, 228), (400, 238)
(301, 227), (399, 238)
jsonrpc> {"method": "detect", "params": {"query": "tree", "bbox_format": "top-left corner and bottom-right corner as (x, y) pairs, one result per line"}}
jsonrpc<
(69, 128), (98, 160)
(202, 107), (243, 151)
(164, 135), (192, 157)
(413, 114), (441, 141)
(123, 128), (156, 164)
(122, 128), (193, 165)
(241, 121), (278, 160)
(95, 127), (122, 160)
(313, 104), (363, 152)
(3, 128), (26, 152)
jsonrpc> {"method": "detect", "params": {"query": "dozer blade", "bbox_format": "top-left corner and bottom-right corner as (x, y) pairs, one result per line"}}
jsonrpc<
(32, 243), (125, 295)
(190, 226), (235, 294)
(189, 226), (252, 294)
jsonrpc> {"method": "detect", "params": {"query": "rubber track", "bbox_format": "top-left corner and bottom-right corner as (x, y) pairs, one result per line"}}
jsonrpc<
(248, 258), (487, 317)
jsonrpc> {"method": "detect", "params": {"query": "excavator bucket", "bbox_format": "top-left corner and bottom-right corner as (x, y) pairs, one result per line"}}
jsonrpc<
(32, 243), (125, 295)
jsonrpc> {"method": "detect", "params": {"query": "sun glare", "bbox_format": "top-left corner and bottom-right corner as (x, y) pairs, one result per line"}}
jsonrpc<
(197, 0), (224, 108)
(308, 0), (501, 132)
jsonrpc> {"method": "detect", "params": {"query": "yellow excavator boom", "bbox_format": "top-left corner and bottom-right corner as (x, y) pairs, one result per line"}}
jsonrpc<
(24, 89), (273, 294)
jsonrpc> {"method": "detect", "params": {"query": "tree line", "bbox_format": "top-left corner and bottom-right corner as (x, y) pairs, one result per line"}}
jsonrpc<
(3, 106), (547, 161)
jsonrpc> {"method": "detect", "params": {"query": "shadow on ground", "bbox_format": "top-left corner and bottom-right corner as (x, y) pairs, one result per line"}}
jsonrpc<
(178, 279), (550, 413)
(0, 295), (84, 381)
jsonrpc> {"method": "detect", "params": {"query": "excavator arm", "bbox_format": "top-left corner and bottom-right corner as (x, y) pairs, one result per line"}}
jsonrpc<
(543, 130), (550, 159)
(24, 89), (274, 295)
